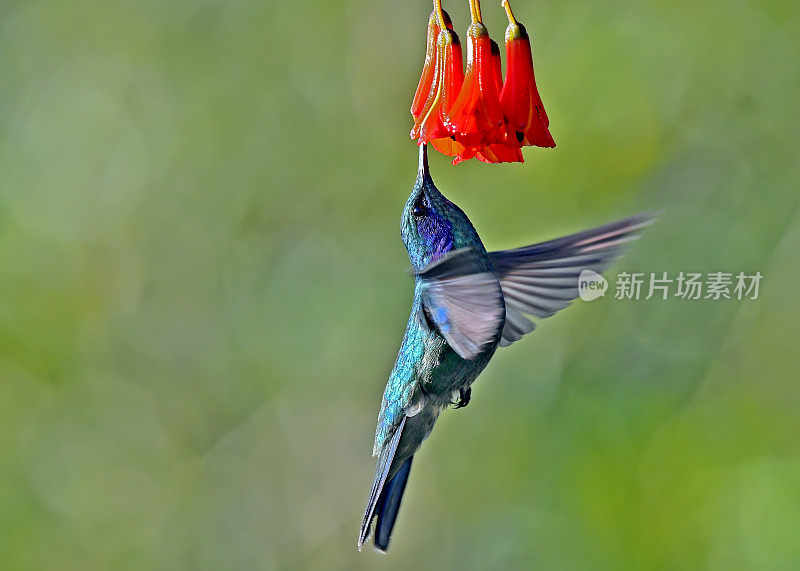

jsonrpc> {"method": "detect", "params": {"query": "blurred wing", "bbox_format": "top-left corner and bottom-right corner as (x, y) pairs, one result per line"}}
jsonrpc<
(417, 248), (505, 360)
(490, 213), (657, 347)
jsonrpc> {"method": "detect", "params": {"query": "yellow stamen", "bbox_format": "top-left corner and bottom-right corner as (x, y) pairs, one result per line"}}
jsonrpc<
(434, 0), (447, 29)
(501, 0), (518, 25)
(468, 0), (483, 24)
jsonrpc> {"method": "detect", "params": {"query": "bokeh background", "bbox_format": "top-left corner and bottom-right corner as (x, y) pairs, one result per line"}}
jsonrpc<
(1, 0), (799, 569)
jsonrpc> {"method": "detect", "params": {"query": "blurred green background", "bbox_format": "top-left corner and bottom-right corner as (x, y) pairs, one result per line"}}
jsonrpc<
(1, 0), (799, 569)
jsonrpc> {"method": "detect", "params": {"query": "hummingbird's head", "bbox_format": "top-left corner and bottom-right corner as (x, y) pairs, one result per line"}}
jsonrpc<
(401, 145), (480, 271)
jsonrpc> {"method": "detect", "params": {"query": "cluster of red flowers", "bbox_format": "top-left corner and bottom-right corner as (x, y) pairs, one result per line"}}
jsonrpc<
(410, 0), (554, 164)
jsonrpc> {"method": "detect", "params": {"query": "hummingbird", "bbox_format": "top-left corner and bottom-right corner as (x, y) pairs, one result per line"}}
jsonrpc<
(358, 144), (654, 552)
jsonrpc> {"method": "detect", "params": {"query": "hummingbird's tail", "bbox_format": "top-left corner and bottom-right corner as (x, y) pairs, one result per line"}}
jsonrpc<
(373, 455), (413, 552)
(359, 416), (413, 552)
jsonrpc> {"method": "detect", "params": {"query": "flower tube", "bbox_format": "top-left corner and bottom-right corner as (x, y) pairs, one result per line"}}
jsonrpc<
(498, 0), (555, 148)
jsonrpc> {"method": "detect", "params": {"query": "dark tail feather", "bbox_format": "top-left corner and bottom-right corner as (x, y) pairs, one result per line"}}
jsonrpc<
(373, 456), (413, 552)
(358, 416), (406, 550)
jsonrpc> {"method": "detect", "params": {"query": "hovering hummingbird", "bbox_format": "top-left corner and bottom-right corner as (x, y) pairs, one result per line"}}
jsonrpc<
(358, 144), (654, 552)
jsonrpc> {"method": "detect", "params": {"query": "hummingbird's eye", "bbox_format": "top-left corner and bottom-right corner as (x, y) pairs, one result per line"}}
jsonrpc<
(412, 202), (427, 217)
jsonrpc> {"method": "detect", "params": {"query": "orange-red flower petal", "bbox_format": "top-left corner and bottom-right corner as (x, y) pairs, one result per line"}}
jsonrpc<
(431, 136), (474, 163)
(476, 143), (524, 163)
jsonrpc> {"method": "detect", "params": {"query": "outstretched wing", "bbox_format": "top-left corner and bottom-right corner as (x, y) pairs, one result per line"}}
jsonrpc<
(489, 213), (657, 347)
(416, 248), (505, 360)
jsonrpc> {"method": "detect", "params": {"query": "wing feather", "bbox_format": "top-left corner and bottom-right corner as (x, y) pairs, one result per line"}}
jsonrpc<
(416, 249), (505, 360)
(490, 213), (657, 347)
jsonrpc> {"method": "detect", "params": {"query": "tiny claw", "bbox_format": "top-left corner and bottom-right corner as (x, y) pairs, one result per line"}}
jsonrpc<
(453, 386), (472, 409)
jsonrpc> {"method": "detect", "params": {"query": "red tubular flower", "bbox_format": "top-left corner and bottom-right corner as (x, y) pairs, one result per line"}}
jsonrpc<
(446, 17), (504, 151)
(411, 25), (464, 145)
(475, 37), (524, 163)
(410, 0), (550, 164)
(410, 9), (453, 119)
(499, 0), (555, 148)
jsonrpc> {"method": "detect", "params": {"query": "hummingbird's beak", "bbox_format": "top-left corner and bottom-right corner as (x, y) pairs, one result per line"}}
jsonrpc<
(417, 143), (433, 192)
(418, 143), (429, 177)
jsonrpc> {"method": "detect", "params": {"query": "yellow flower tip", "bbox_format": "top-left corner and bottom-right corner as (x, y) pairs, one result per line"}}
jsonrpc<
(468, 22), (489, 38)
(504, 21), (527, 42)
(439, 27), (460, 47)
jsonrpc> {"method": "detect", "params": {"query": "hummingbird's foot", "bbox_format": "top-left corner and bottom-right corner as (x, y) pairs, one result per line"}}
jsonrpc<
(453, 387), (471, 409)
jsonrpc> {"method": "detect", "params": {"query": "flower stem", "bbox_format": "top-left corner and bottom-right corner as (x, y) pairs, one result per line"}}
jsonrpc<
(501, 0), (517, 25)
(468, 0), (483, 24)
(434, 0), (447, 28)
